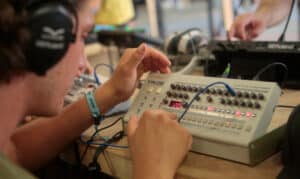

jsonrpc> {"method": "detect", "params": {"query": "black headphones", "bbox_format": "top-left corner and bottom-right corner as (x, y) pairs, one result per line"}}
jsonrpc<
(164, 28), (207, 55)
(12, 0), (77, 75)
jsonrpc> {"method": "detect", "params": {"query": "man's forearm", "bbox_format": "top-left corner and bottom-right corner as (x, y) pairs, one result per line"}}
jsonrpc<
(256, 0), (293, 27)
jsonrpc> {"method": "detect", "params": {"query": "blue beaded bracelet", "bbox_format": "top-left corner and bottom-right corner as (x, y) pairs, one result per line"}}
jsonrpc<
(85, 91), (103, 125)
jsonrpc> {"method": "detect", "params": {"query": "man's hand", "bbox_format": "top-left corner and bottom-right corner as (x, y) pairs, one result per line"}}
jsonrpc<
(229, 13), (267, 40)
(127, 110), (192, 179)
(105, 44), (171, 102)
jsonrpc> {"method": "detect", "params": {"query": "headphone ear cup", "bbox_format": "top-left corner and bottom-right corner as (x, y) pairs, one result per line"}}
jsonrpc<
(164, 32), (181, 55)
(26, 3), (75, 75)
(177, 29), (208, 54)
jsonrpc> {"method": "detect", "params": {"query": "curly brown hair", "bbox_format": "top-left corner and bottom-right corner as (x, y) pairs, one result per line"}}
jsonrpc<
(0, 1), (29, 84)
(0, 0), (80, 84)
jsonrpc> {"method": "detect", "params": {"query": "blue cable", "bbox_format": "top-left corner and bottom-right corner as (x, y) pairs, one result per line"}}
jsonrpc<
(80, 138), (128, 149)
(91, 142), (128, 149)
(94, 63), (114, 85)
(178, 81), (236, 122)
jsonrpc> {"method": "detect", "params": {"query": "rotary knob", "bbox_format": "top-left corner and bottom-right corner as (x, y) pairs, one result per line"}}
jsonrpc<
(244, 92), (250, 98)
(254, 102), (261, 109)
(247, 101), (253, 108)
(237, 91), (243, 98)
(207, 96), (213, 103)
(170, 84), (176, 90)
(258, 93), (265, 100)
(250, 92), (257, 99)
(220, 98), (226, 104)
(217, 88), (223, 95)
(240, 100), (246, 107)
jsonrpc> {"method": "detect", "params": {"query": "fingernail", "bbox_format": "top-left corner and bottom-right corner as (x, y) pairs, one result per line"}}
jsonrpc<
(137, 44), (146, 56)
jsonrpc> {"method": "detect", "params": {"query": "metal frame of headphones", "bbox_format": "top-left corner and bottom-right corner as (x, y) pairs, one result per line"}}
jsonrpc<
(12, 0), (78, 75)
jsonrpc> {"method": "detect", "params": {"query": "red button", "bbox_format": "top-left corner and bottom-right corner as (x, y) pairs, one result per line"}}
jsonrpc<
(235, 111), (241, 117)
(246, 112), (252, 118)
(207, 106), (215, 112)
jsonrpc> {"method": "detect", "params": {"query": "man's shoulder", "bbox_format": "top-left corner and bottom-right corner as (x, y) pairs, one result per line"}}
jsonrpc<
(0, 152), (37, 179)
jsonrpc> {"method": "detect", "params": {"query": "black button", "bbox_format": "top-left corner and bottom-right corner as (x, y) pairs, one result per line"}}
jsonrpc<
(170, 84), (176, 90)
(192, 87), (198, 92)
(178, 93), (183, 98)
(233, 99), (239, 106)
(220, 98), (226, 104)
(211, 88), (216, 94)
(258, 93), (264, 100)
(173, 92), (178, 98)
(240, 100), (246, 107)
(206, 89), (211, 94)
(217, 89), (223, 95)
(207, 96), (213, 102)
(250, 92), (257, 99)
(224, 91), (229, 96)
(244, 92), (250, 98)
(183, 94), (189, 99)
(163, 99), (169, 105)
(247, 101), (253, 108)
(255, 102), (261, 109)
(166, 91), (172, 97)
(183, 101), (189, 108)
(227, 99), (232, 105)
(237, 91), (243, 98)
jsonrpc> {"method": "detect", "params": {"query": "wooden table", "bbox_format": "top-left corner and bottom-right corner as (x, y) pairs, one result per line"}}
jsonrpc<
(76, 88), (300, 179)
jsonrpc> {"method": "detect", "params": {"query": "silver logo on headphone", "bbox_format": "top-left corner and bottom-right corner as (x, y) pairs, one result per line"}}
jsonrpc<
(41, 27), (65, 41)
(35, 27), (66, 50)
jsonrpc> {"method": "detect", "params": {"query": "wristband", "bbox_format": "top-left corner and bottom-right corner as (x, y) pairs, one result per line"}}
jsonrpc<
(85, 91), (103, 125)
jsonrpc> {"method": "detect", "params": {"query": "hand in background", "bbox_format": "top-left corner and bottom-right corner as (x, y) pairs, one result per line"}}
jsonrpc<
(127, 110), (192, 179)
(107, 44), (171, 102)
(229, 13), (267, 40)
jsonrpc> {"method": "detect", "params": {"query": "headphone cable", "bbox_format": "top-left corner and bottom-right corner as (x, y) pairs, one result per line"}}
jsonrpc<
(278, 0), (296, 42)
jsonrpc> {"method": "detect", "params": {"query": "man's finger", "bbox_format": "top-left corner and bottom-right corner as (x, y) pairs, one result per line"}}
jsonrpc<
(146, 48), (171, 67)
(127, 115), (139, 139)
(127, 44), (147, 68)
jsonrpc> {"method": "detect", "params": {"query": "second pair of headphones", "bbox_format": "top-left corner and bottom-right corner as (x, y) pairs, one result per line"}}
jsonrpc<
(164, 28), (208, 55)
(11, 0), (77, 75)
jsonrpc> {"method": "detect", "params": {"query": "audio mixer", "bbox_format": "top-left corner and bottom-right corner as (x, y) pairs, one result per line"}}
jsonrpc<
(123, 73), (282, 165)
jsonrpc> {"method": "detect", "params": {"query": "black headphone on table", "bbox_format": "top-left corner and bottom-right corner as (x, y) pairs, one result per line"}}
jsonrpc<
(11, 0), (77, 75)
(164, 28), (207, 55)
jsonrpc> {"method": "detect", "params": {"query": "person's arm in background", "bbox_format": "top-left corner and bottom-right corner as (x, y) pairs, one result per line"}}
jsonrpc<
(229, 0), (293, 40)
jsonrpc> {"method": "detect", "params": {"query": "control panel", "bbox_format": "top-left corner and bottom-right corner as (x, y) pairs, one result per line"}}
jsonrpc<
(124, 73), (281, 157)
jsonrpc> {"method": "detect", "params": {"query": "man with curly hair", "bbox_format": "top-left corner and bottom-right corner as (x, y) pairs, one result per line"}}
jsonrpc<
(0, 0), (192, 178)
